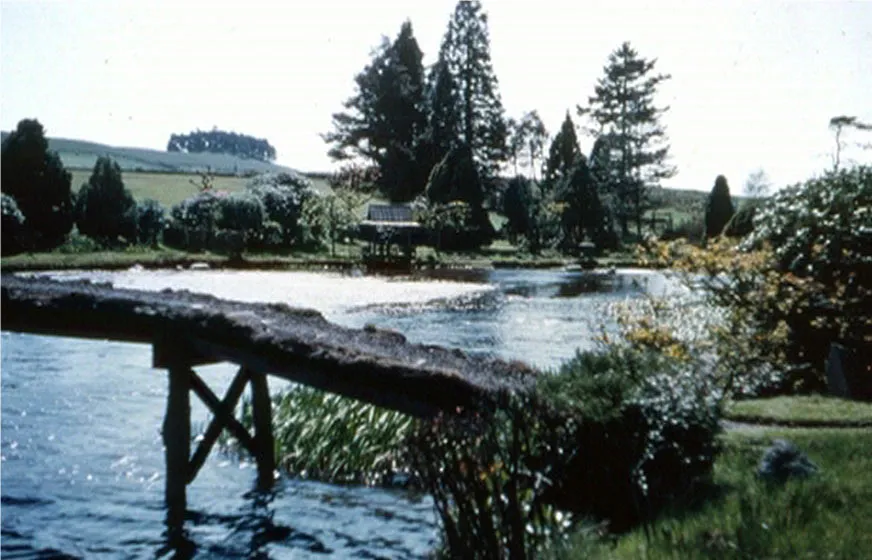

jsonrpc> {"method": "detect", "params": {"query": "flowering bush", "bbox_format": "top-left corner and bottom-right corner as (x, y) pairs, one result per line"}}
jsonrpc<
(636, 166), (871, 393)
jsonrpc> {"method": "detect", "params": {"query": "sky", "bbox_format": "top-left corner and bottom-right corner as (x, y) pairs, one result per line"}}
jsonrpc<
(2, 0), (871, 192)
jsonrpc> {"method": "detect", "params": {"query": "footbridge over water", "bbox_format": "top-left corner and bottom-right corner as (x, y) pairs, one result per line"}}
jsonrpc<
(1, 274), (537, 527)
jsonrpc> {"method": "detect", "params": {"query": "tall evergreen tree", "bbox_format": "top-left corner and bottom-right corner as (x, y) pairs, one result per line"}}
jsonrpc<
(76, 156), (137, 244)
(556, 159), (605, 248)
(324, 21), (429, 202)
(578, 42), (675, 237)
(1, 119), (74, 249)
(704, 175), (735, 241)
(427, 0), (507, 182)
(543, 112), (582, 189)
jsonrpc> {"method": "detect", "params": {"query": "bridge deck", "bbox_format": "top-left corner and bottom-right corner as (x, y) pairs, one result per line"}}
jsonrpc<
(1, 274), (537, 418)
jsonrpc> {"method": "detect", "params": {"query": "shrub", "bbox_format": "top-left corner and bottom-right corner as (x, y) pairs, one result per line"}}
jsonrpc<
(216, 191), (265, 241)
(723, 199), (759, 238)
(246, 172), (315, 246)
(75, 156), (137, 245)
(136, 199), (166, 246)
(643, 166), (871, 394)
(741, 165), (872, 386)
(408, 345), (722, 557)
(170, 190), (222, 232)
(2, 193), (26, 255)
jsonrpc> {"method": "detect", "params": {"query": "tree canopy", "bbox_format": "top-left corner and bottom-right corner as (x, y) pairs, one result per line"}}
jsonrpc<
(543, 112), (582, 189)
(428, 0), (507, 181)
(167, 128), (277, 162)
(324, 21), (429, 202)
(578, 42), (675, 237)
(1, 118), (74, 249)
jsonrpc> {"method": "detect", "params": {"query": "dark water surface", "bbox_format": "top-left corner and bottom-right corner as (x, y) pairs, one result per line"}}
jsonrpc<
(1, 267), (668, 558)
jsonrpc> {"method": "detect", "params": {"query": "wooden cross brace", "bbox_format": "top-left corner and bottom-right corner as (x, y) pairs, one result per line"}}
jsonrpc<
(155, 337), (275, 528)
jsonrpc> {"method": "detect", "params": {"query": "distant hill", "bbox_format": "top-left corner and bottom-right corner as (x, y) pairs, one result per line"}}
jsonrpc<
(0, 132), (300, 176)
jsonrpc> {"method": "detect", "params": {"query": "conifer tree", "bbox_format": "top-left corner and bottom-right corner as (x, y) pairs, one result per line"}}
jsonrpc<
(427, 0), (507, 182)
(324, 21), (429, 202)
(543, 112), (582, 189)
(579, 42), (675, 237)
(1, 118), (74, 249)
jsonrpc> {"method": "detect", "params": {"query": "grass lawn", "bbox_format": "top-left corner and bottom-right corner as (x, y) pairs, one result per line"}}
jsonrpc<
(69, 170), (333, 209)
(725, 395), (872, 427)
(557, 427), (872, 559)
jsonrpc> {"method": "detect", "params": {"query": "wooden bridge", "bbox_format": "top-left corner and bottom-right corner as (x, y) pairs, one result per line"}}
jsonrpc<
(1, 274), (536, 528)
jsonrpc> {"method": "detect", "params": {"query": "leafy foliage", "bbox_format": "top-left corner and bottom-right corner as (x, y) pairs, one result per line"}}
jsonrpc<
(246, 172), (317, 246)
(425, 144), (494, 248)
(704, 175), (735, 241)
(135, 199), (166, 247)
(1, 118), (75, 249)
(216, 192), (265, 240)
(302, 187), (367, 256)
(167, 127), (276, 162)
(1, 193), (26, 255)
(742, 165), (872, 383)
(578, 42), (675, 237)
(409, 345), (721, 557)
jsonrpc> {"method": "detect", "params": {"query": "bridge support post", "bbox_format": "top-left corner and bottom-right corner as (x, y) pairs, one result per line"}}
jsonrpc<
(249, 371), (275, 489)
(163, 364), (190, 529)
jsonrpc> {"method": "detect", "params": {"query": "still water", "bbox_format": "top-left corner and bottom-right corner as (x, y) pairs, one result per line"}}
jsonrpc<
(1, 267), (668, 558)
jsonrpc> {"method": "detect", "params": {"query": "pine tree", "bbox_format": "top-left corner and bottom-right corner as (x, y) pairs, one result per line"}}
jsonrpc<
(0, 119), (74, 249)
(543, 112), (582, 189)
(578, 42), (675, 237)
(428, 0), (507, 182)
(324, 21), (429, 202)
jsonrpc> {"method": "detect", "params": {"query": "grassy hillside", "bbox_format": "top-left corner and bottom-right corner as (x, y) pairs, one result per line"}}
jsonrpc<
(0, 132), (301, 176)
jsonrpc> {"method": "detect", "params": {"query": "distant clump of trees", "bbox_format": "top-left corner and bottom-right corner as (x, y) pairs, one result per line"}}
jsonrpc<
(167, 128), (277, 162)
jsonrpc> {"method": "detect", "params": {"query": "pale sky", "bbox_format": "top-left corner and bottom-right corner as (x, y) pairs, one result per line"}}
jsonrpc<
(2, 0), (870, 191)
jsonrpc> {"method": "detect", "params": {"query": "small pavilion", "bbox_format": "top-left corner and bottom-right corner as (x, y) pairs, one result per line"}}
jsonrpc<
(357, 204), (426, 270)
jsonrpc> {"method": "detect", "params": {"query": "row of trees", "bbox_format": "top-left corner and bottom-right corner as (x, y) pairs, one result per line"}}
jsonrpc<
(325, 1), (674, 250)
(1, 120), (166, 254)
(167, 128), (277, 162)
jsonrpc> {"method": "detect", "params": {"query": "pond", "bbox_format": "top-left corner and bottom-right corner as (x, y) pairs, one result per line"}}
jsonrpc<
(1, 267), (670, 558)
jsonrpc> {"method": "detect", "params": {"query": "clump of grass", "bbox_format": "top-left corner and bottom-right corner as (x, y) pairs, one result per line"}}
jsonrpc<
(252, 386), (417, 486)
(726, 395), (872, 427)
(553, 428), (872, 558)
